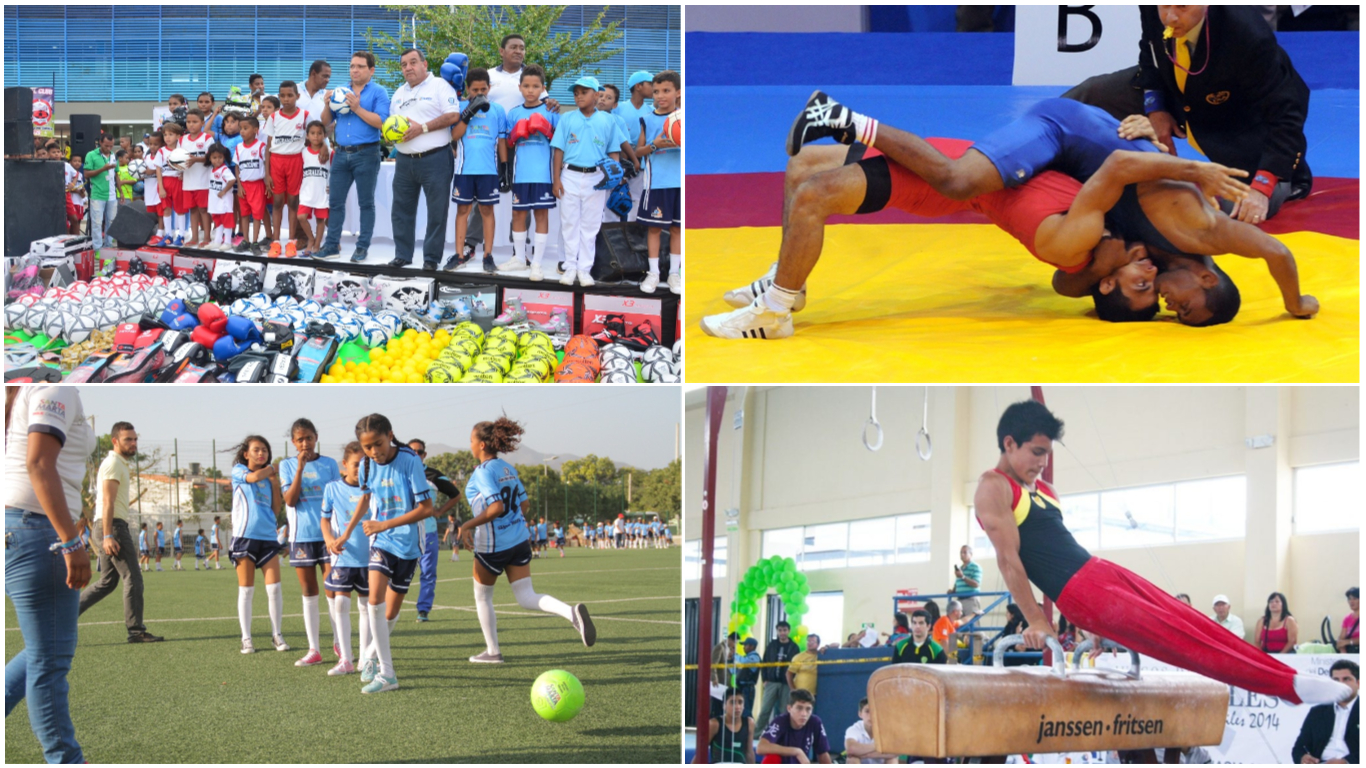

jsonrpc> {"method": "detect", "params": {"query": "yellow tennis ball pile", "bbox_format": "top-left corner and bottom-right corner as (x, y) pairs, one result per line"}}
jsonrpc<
(320, 328), (454, 384)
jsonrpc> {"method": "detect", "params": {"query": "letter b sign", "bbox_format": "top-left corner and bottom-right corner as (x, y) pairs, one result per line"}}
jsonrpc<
(1058, 5), (1102, 53)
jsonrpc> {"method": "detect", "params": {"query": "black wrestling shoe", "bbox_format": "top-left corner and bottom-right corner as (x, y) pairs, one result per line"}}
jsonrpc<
(786, 90), (855, 157)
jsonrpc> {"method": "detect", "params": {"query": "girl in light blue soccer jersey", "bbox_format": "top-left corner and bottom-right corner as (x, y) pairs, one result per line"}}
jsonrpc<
(279, 417), (342, 669)
(458, 416), (596, 664)
(321, 442), (373, 678)
(229, 435), (288, 655)
(351, 413), (433, 694)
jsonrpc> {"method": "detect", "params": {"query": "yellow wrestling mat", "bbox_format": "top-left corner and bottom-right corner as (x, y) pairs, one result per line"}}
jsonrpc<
(686, 224), (1359, 383)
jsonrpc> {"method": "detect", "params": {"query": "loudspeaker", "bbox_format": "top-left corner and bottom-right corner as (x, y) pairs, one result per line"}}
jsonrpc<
(4, 159), (66, 257)
(4, 86), (34, 156)
(69, 114), (103, 160)
(108, 200), (159, 248)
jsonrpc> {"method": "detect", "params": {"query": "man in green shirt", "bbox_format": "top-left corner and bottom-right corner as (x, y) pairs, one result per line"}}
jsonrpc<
(83, 133), (119, 250)
(949, 544), (983, 615)
(892, 610), (946, 664)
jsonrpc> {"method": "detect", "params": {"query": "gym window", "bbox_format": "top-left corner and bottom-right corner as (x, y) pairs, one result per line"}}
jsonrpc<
(1294, 461), (1361, 533)
(684, 537), (727, 582)
(760, 512), (931, 572)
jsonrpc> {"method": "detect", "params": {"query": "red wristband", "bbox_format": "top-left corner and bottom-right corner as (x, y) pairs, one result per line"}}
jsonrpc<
(1250, 170), (1278, 199)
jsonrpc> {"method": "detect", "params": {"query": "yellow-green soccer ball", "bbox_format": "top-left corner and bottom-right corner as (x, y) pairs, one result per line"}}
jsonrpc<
(468, 356), (503, 377)
(505, 366), (542, 383)
(381, 114), (411, 143)
(516, 355), (553, 380)
(531, 669), (585, 722)
(424, 359), (464, 383)
(453, 322), (485, 344)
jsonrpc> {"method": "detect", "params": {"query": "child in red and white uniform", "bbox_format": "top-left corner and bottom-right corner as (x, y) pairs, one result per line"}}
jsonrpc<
(180, 109), (214, 248)
(206, 144), (237, 251)
(64, 154), (85, 235)
(140, 132), (166, 244)
(154, 121), (188, 247)
(296, 120), (332, 258)
(233, 117), (271, 255)
(262, 81), (311, 258)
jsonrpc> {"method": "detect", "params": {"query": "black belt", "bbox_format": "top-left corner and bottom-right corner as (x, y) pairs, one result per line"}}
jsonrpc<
(566, 164), (598, 173)
(335, 142), (380, 152)
(399, 144), (451, 159)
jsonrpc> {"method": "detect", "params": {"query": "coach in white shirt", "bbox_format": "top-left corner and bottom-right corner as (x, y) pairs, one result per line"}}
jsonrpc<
(388, 48), (462, 270)
(299, 60), (333, 122)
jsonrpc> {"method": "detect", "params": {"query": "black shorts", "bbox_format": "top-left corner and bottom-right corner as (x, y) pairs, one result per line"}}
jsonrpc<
(290, 540), (329, 568)
(229, 537), (280, 568)
(173, 546), (183, 554)
(538, 537), (548, 547)
(368, 547), (417, 594)
(638, 186), (680, 227)
(140, 548), (150, 557)
(210, 541), (220, 550)
(156, 546), (166, 557)
(324, 565), (371, 596)
(474, 540), (533, 577)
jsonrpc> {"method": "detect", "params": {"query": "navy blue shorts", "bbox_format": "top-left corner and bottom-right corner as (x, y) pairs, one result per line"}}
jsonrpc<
(556, 537), (566, 547)
(638, 187), (680, 228)
(156, 546), (166, 557)
(368, 547), (418, 594)
(969, 97), (1159, 189)
(324, 565), (371, 596)
(290, 540), (329, 568)
(474, 539), (533, 577)
(173, 547), (183, 554)
(511, 182), (556, 210)
(229, 536), (279, 568)
(140, 548), (149, 557)
(452, 174), (499, 205)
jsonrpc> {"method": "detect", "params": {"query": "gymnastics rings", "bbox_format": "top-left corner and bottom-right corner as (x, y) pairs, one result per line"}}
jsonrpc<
(863, 386), (884, 452)
(916, 387), (933, 461)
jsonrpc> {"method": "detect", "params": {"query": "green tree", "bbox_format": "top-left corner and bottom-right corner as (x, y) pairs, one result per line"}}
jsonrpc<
(561, 454), (618, 486)
(636, 459), (680, 517)
(367, 5), (624, 93)
(82, 435), (163, 519)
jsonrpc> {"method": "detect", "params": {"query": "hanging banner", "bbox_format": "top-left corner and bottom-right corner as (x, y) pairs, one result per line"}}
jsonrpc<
(32, 86), (54, 139)
(1012, 5), (1143, 86)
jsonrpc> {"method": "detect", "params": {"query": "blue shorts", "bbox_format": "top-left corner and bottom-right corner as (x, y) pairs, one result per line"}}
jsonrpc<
(324, 565), (371, 596)
(289, 540), (329, 568)
(367, 547), (418, 593)
(638, 187), (680, 228)
(969, 97), (1160, 189)
(511, 182), (556, 210)
(452, 174), (499, 205)
(229, 536), (279, 568)
(173, 547), (183, 554)
(474, 539), (533, 577)
(140, 548), (149, 557)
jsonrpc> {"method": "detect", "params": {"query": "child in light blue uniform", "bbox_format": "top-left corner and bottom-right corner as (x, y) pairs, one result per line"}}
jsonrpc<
(229, 435), (288, 654)
(194, 530), (206, 570)
(450, 68), (509, 274)
(504, 65), (559, 278)
(550, 75), (627, 287)
(280, 417), (343, 669)
(351, 413), (433, 694)
(172, 522), (184, 570)
(460, 416), (596, 663)
(322, 441), (375, 677)
(635, 70), (682, 294)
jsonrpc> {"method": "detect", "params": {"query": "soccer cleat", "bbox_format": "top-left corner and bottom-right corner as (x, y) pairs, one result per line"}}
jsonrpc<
(295, 649), (323, 667)
(723, 262), (807, 312)
(493, 297), (525, 326)
(559, 269), (577, 286)
(360, 658), (377, 683)
(700, 299), (795, 340)
(786, 90), (856, 157)
(416, 611), (429, 623)
(268, 242), (282, 258)
(240, 638), (255, 654)
(469, 651), (504, 664)
(640, 273), (660, 294)
(327, 659), (355, 676)
(572, 604), (597, 647)
(528, 263), (544, 282)
(272, 634), (290, 652)
(667, 273), (682, 295)
(361, 675), (399, 694)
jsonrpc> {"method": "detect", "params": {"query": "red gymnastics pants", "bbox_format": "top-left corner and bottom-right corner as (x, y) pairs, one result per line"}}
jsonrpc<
(1056, 557), (1299, 702)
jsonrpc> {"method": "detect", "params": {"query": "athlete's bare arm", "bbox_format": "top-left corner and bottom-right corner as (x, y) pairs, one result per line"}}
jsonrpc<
(973, 471), (1054, 649)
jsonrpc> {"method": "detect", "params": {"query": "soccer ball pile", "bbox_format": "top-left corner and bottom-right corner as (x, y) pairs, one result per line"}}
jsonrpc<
(424, 323), (559, 384)
(223, 293), (403, 348)
(5, 273), (181, 345)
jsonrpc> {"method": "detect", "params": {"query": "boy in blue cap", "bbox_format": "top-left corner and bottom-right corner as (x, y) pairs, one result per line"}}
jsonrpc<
(615, 71), (655, 223)
(550, 75), (627, 287)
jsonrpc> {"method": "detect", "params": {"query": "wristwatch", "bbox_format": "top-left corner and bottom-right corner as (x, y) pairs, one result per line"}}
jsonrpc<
(422, 122), (430, 134)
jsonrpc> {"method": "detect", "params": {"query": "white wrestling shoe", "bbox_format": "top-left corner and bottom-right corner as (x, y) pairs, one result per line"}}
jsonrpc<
(1293, 673), (1353, 704)
(699, 299), (794, 340)
(722, 262), (806, 312)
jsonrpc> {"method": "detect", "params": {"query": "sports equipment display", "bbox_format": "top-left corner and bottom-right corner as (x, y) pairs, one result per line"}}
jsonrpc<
(531, 669), (585, 722)
(381, 115), (411, 143)
(329, 86), (353, 115)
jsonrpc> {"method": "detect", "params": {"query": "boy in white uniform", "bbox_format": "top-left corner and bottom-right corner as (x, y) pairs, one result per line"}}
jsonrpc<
(179, 109), (214, 248)
(549, 76), (627, 287)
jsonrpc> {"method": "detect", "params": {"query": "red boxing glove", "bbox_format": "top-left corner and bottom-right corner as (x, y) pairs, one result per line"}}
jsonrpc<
(1250, 170), (1278, 199)
(527, 111), (554, 141)
(197, 302), (228, 335)
(509, 118), (532, 148)
(190, 324), (224, 349)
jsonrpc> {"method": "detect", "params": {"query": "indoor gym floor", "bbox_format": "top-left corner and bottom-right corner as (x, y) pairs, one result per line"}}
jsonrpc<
(685, 45), (1359, 383)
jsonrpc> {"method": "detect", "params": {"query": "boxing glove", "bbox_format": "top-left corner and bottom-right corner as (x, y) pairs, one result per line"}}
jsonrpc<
(226, 315), (263, 344)
(509, 118), (532, 147)
(213, 334), (255, 363)
(442, 52), (469, 93)
(459, 95), (490, 124)
(527, 111), (554, 141)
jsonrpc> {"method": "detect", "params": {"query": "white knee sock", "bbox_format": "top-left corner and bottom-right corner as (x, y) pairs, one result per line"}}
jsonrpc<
(238, 586), (255, 641)
(163, 213), (173, 235)
(511, 578), (573, 621)
(356, 598), (372, 664)
(388, 612), (399, 634)
(265, 582), (284, 637)
(334, 595), (352, 664)
(648, 256), (660, 277)
(533, 232), (548, 265)
(473, 582), (500, 655)
(670, 250), (682, 275)
(302, 594), (320, 651)
(326, 595), (339, 650)
(512, 229), (527, 262)
(368, 602), (394, 679)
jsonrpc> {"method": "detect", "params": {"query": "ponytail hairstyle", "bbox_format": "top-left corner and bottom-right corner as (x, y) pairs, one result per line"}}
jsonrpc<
(355, 413), (404, 450)
(290, 417), (318, 441)
(472, 415), (525, 457)
(231, 435), (273, 468)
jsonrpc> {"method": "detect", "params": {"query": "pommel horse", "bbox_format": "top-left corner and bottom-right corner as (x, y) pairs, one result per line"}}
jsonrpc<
(867, 635), (1229, 758)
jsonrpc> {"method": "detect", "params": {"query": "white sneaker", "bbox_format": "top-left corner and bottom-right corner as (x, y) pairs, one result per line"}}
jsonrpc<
(640, 273), (660, 294)
(240, 638), (254, 654)
(578, 271), (595, 287)
(529, 263), (544, 282)
(667, 273), (682, 294)
(469, 651), (504, 664)
(699, 299), (795, 340)
(272, 634), (290, 652)
(723, 262), (807, 312)
(560, 269), (577, 286)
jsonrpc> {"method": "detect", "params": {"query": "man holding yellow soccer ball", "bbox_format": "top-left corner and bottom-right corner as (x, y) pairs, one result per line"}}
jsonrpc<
(386, 48), (463, 271)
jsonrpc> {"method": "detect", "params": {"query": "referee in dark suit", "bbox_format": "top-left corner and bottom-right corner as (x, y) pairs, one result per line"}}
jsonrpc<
(1291, 660), (1359, 764)
(1063, 5), (1312, 224)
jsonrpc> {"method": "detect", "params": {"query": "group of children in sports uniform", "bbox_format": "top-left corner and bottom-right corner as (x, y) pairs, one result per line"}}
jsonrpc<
(225, 412), (594, 694)
(583, 516), (672, 550)
(128, 519), (224, 571)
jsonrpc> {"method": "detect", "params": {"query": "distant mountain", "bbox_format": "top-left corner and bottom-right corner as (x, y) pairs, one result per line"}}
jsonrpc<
(423, 444), (634, 471)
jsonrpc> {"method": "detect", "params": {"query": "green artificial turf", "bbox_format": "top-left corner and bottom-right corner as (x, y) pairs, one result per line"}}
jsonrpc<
(6, 547), (681, 763)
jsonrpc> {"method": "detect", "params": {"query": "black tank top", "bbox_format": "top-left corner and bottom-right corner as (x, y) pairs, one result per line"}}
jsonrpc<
(1104, 184), (1203, 258)
(991, 470), (1093, 601)
(710, 717), (750, 763)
